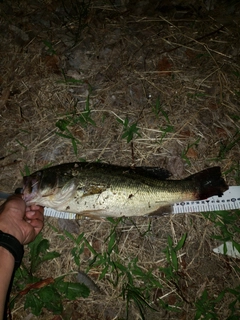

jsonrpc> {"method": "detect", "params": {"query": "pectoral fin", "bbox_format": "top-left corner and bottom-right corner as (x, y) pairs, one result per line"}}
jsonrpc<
(75, 210), (106, 220)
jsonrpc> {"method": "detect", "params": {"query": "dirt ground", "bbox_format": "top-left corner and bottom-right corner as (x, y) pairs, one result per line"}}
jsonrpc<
(0, 0), (240, 319)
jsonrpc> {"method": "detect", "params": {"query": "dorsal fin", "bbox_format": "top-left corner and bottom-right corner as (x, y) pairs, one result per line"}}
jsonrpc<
(132, 166), (172, 180)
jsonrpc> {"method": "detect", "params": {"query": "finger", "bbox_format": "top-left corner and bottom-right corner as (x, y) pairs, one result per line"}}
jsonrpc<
(25, 210), (44, 222)
(26, 205), (44, 213)
(31, 205), (44, 211)
(27, 205), (44, 212)
(29, 218), (44, 228)
(27, 219), (44, 233)
(3, 195), (26, 216)
(6, 194), (24, 202)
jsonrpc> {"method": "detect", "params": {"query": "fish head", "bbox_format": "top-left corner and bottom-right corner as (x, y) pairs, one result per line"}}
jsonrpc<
(22, 169), (79, 209)
(22, 170), (59, 203)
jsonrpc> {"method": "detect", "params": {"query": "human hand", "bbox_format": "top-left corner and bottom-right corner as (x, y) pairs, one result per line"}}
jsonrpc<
(0, 195), (44, 245)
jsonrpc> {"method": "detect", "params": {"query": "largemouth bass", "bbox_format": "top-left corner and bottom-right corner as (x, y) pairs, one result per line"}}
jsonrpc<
(21, 163), (228, 218)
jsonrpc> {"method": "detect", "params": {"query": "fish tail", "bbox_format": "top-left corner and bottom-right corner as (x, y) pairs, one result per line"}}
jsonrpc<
(185, 166), (228, 200)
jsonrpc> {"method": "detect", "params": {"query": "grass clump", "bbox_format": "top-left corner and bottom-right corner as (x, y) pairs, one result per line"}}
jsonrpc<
(10, 233), (90, 317)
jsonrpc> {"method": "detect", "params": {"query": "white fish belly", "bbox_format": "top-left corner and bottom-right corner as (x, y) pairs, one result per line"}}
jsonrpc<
(53, 188), (186, 217)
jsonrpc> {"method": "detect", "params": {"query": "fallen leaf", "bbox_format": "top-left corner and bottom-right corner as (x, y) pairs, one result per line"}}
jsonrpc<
(58, 218), (79, 234)
(186, 147), (198, 159)
(215, 127), (228, 138)
(83, 246), (91, 259)
(19, 277), (54, 296)
(157, 56), (172, 76)
(179, 129), (192, 137)
(44, 55), (60, 73)
(168, 293), (177, 305)
(92, 239), (102, 252)
(76, 270), (100, 292)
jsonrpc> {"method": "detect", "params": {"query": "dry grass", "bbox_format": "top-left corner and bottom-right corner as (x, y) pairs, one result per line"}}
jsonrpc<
(0, 0), (240, 319)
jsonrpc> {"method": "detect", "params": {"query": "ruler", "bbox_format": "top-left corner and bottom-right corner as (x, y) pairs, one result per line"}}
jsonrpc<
(44, 186), (240, 219)
(173, 186), (240, 214)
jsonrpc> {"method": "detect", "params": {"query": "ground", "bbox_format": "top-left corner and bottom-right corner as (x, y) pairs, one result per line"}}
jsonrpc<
(0, 0), (240, 319)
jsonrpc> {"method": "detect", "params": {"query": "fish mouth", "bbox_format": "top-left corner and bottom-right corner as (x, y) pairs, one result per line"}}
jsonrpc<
(22, 175), (40, 202)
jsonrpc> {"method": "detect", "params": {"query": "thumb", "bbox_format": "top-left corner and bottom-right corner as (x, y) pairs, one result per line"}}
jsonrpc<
(2, 195), (26, 218)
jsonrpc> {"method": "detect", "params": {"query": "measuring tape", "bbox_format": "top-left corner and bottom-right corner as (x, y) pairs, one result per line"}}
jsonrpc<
(43, 186), (240, 219)
(173, 186), (240, 214)
(44, 208), (77, 220)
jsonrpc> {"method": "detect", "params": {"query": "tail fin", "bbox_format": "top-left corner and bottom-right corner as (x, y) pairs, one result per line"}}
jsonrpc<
(185, 166), (228, 200)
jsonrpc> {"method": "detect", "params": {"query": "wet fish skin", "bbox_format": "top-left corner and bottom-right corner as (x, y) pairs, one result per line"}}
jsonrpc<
(22, 163), (228, 218)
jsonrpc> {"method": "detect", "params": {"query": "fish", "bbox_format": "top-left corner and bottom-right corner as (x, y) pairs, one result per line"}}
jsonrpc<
(21, 162), (228, 218)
